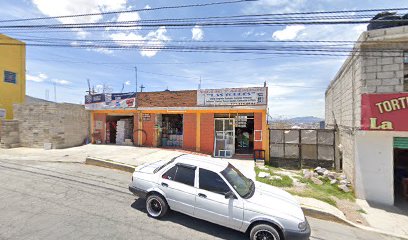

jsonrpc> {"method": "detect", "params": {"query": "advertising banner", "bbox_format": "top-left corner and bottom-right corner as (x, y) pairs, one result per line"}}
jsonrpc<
(85, 92), (136, 110)
(361, 93), (408, 131)
(197, 87), (267, 106)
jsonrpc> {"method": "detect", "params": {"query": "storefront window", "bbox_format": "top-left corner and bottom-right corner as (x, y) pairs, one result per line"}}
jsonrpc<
(159, 114), (183, 148)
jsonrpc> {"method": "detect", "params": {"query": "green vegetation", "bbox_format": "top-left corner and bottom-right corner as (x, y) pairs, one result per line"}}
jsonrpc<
(299, 178), (355, 201)
(287, 189), (337, 206)
(255, 166), (355, 207)
(255, 166), (294, 188)
(357, 209), (367, 214)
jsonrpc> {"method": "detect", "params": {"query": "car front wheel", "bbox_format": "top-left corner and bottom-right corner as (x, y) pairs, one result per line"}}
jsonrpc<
(250, 224), (281, 240)
(146, 193), (168, 219)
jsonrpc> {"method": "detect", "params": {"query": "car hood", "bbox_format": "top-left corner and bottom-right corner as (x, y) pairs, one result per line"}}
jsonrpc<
(135, 160), (169, 174)
(245, 182), (305, 222)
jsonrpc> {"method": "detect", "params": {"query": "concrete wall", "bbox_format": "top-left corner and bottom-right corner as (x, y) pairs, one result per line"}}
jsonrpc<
(0, 34), (26, 120)
(200, 113), (214, 155)
(92, 113), (106, 143)
(0, 120), (20, 148)
(325, 52), (363, 184)
(11, 102), (89, 149)
(183, 113), (196, 151)
(355, 131), (408, 205)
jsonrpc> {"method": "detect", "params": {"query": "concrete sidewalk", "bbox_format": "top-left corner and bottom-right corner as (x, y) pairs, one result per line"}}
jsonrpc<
(357, 199), (408, 237)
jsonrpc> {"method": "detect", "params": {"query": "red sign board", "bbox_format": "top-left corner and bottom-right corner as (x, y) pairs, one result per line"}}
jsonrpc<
(361, 93), (408, 131)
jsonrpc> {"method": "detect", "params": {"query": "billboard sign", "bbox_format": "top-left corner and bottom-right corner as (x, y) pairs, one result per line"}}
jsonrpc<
(85, 92), (136, 110)
(197, 87), (267, 106)
(361, 93), (408, 131)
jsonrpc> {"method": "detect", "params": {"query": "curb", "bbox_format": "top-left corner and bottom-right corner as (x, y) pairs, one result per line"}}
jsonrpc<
(301, 206), (354, 227)
(85, 157), (136, 173)
(301, 205), (408, 240)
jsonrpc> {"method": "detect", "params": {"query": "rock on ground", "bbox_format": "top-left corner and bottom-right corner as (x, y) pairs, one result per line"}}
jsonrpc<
(270, 176), (282, 181)
(311, 177), (323, 185)
(258, 172), (270, 178)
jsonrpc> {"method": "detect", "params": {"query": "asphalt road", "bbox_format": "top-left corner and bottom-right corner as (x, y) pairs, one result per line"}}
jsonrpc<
(0, 159), (400, 240)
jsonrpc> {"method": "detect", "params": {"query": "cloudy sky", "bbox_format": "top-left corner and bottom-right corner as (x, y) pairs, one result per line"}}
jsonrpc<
(1, 0), (407, 118)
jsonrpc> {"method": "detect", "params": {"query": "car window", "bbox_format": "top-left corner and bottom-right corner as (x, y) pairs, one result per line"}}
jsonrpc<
(174, 166), (195, 186)
(199, 168), (230, 195)
(162, 166), (177, 180)
(162, 165), (195, 187)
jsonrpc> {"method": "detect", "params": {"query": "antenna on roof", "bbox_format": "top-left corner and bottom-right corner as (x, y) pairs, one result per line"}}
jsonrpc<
(140, 84), (145, 92)
(86, 78), (92, 95)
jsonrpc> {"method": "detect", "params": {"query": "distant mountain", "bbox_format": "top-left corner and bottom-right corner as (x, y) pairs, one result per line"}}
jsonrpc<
(288, 116), (323, 124)
(269, 116), (323, 124)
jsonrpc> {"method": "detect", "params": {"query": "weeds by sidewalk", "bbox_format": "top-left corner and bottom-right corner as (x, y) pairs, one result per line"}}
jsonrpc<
(255, 165), (369, 226)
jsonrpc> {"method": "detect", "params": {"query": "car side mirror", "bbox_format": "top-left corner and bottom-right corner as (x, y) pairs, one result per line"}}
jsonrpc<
(225, 191), (237, 199)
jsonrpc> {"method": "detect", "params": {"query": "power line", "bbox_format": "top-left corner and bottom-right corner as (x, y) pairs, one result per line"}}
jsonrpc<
(1, 6), (407, 24)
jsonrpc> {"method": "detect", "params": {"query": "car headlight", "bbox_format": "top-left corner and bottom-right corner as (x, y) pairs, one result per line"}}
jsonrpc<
(298, 221), (307, 231)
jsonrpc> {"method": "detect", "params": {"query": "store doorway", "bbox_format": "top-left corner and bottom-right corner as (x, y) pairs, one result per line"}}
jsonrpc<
(235, 116), (254, 155)
(159, 114), (183, 148)
(393, 137), (408, 206)
(106, 115), (134, 145)
(214, 118), (235, 158)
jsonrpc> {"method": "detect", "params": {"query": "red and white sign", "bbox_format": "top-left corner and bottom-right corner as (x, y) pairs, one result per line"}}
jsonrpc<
(361, 93), (408, 131)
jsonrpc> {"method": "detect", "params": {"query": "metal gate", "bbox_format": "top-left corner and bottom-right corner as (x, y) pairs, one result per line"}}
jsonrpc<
(269, 129), (336, 169)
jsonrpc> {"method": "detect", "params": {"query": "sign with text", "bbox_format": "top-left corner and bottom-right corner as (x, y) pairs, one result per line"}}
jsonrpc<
(85, 92), (136, 110)
(361, 93), (408, 131)
(197, 87), (267, 106)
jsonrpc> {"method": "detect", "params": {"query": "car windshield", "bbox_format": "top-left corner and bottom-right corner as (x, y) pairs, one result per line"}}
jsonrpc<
(221, 163), (254, 198)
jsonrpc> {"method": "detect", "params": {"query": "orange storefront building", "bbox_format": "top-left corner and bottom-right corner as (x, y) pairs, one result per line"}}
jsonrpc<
(86, 87), (268, 159)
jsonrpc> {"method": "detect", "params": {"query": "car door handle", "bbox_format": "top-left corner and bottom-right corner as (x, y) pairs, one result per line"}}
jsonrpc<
(198, 193), (207, 198)
(161, 183), (168, 187)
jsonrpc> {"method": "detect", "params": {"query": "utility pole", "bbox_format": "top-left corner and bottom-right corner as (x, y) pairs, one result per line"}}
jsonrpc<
(53, 82), (57, 102)
(135, 66), (138, 106)
(140, 84), (145, 92)
(198, 76), (201, 89)
(45, 89), (49, 101)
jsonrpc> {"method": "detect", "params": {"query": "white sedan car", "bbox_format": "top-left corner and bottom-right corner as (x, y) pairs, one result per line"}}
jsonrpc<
(129, 154), (310, 240)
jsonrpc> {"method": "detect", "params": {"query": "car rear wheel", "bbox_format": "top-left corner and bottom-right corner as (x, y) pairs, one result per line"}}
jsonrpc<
(146, 194), (168, 219)
(250, 224), (281, 240)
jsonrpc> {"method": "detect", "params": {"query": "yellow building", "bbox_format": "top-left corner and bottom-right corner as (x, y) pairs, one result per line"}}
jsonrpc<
(0, 34), (26, 119)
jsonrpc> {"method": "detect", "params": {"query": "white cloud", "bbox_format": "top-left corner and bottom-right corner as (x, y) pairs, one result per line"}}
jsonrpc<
(272, 25), (305, 40)
(144, 5), (151, 9)
(244, 0), (306, 14)
(191, 25), (204, 41)
(110, 26), (170, 57)
(52, 79), (71, 85)
(27, 73), (48, 82)
(125, 80), (131, 86)
(88, 47), (114, 55)
(95, 84), (104, 93)
(116, 10), (141, 30)
(32, 0), (127, 37)
(255, 32), (266, 37)
(75, 29), (90, 39)
(295, 24), (367, 41)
